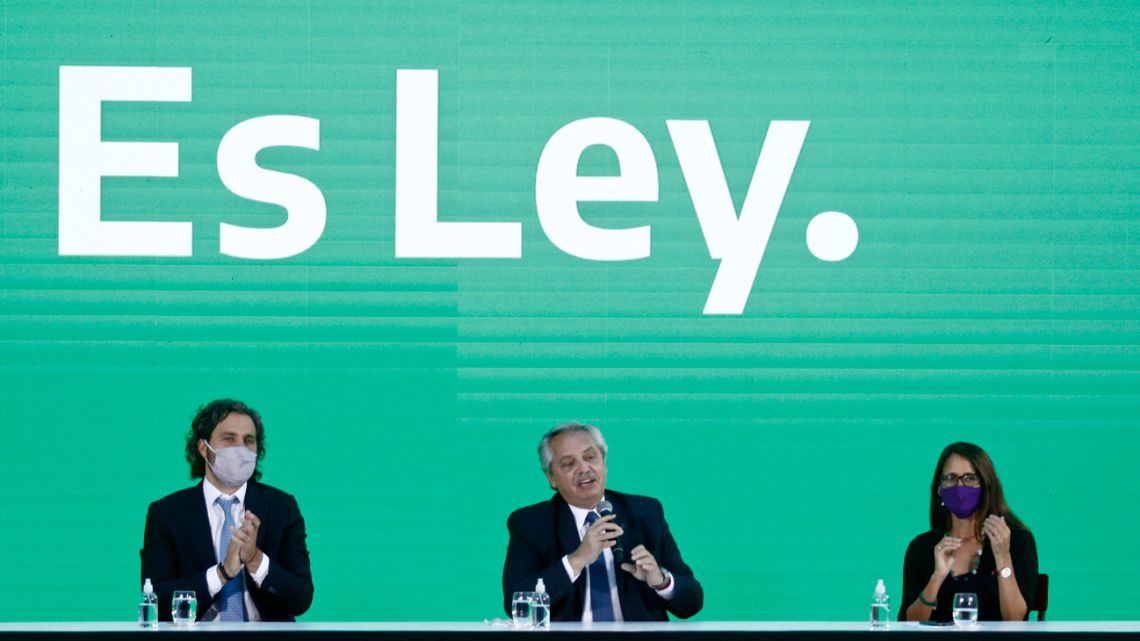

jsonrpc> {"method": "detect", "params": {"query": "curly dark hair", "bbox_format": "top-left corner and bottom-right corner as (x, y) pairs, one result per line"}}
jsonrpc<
(184, 399), (266, 482)
(928, 441), (1027, 538)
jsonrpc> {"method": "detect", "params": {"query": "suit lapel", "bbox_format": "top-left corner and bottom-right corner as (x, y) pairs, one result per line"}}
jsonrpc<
(555, 495), (581, 561)
(244, 482), (268, 549)
(241, 482), (269, 603)
(185, 482), (217, 566)
(608, 491), (639, 617)
(553, 494), (587, 612)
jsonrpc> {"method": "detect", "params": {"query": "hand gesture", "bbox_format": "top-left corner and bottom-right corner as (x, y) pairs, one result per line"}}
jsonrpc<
(570, 514), (623, 568)
(983, 515), (1011, 558)
(620, 544), (664, 587)
(933, 535), (962, 577)
(231, 511), (262, 568)
(221, 526), (244, 580)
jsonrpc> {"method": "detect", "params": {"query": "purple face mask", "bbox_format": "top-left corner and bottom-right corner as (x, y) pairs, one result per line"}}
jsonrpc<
(939, 485), (982, 519)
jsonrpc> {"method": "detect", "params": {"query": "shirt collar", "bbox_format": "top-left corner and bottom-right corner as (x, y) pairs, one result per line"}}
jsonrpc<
(202, 477), (248, 508)
(566, 496), (606, 531)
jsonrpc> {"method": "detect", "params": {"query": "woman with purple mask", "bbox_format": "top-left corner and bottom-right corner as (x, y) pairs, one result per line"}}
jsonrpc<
(901, 442), (1039, 622)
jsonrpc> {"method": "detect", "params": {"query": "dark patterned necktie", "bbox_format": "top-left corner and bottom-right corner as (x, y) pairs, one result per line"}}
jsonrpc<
(583, 511), (614, 621)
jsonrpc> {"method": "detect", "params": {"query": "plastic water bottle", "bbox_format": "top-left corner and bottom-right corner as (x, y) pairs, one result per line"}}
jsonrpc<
(532, 578), (551, 630)
(870, 579), (890, 630)
(139, 578), (158, 629)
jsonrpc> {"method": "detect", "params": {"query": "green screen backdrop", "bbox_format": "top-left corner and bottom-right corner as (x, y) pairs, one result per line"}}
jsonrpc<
(1, 0), (1137, 623)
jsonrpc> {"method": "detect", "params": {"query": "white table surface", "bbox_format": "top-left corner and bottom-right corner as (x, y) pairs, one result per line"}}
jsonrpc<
(1, 621), (1139, 633)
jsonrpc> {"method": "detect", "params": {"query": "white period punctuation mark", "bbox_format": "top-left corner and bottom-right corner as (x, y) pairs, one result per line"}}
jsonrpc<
(806, 211), (858, 261)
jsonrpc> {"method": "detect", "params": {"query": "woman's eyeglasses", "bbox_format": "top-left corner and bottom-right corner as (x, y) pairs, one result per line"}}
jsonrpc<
(939, 473), (981, 488)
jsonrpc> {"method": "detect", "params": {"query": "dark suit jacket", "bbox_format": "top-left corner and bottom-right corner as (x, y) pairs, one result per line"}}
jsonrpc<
(502, 489), (703, 621)
(140, 481), (313, 622)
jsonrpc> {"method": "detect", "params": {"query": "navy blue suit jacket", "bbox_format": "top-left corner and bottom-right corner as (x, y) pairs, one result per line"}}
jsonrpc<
(502, 489), (703, 621)
(140, 481), (313, 621)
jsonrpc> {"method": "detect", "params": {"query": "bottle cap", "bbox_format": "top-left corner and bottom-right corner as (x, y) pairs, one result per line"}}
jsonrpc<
(874, 579), (886, 595)
(535, 578), (546, 593)
(143, 578), (154, 593)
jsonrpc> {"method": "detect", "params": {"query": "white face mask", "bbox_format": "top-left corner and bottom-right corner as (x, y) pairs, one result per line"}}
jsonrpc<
(204, 442), (257, 487)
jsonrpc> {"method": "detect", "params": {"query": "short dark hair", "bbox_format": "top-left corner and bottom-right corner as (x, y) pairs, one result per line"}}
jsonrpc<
(184, 399), (266, 482)
(928, 441), (1027, 536)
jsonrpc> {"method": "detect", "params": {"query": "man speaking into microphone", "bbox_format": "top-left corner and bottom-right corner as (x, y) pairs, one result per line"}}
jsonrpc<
(502, 422), (703, 621)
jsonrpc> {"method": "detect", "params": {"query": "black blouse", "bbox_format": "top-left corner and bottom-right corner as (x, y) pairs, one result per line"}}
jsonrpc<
(900, 528), (1038, 622)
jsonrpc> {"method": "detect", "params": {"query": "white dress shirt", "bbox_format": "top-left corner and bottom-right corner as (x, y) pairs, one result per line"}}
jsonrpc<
(558, 499), (680, 622)
(201, 480), (271, 621)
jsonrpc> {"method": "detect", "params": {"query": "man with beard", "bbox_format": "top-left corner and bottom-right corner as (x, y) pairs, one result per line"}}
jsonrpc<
(140, 399), (313, 622)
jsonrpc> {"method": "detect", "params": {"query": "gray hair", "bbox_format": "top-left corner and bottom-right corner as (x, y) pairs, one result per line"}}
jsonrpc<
(538, 422), (607, 474)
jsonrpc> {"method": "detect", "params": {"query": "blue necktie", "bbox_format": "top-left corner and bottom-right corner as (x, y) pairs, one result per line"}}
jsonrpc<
(216, 495), (246, 621)
(583, 511), (615, 621)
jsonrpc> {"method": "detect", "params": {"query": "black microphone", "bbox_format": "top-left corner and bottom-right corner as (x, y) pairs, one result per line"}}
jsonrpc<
(596, 499), (625, 562)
